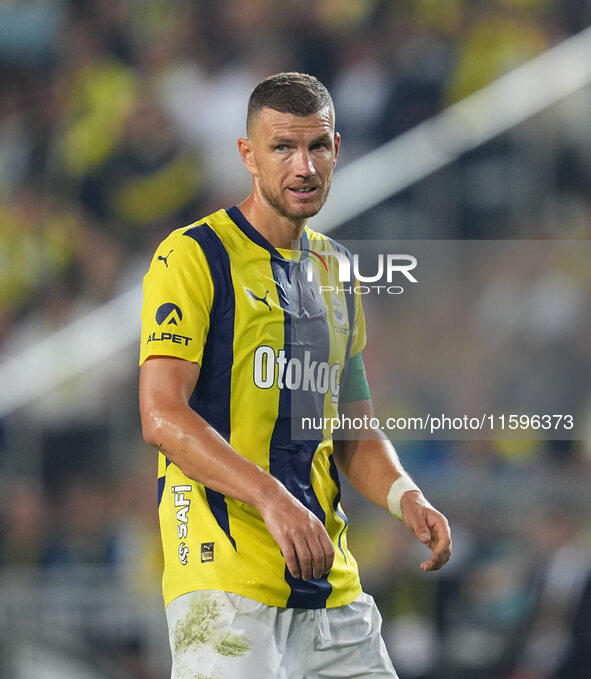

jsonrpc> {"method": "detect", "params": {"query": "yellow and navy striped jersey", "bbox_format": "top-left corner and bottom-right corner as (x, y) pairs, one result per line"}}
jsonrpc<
(140, 206), (366, 610)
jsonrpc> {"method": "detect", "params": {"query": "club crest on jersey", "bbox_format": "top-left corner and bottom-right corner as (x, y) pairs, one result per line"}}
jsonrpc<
(331, 294), (348, 329)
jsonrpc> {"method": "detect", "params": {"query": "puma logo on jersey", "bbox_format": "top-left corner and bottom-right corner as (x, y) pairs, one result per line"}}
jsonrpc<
(158, 249), (174, 267)
(247, 288), (271, 311)
(201, 542), (214, 563)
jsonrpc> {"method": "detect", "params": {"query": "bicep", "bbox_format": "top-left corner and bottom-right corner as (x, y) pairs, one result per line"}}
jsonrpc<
(139, 356), (200, 437)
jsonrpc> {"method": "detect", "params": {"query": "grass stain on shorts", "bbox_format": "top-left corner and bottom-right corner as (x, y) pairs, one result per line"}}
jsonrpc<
(174, 594), (252, 658)
(215, 632), (252, 657)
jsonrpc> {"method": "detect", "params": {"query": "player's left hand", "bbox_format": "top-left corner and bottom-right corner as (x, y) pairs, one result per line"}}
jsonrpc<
(400, 491), (452, 571)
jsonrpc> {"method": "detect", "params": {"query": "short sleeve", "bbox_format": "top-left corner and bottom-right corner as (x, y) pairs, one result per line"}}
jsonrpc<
(139, 228), (214, 366)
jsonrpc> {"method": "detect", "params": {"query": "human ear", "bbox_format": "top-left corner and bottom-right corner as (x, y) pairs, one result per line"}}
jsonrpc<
(238, 137), (256, 175)
(333, 132), (341, 167)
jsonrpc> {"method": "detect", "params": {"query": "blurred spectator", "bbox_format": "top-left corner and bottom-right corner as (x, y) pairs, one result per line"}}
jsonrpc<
(0, 64), (45, 197)
(514, 508), (591, 679)
(378, 6), (453, 142)
(51, 15), (138, 184)
(79, 96), (206, 248)
(444, 1), (550, 104)
(0, 184), (83, 336)
(332, 33), (390, 161)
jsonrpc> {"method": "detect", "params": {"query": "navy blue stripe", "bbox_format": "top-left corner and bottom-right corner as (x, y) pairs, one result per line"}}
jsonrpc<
(268, 255), (333, 609)
(328, 454), (348, 561)
(301, 229), (309, 252)
(157, 475), (166, 506)
(183, 224), (237, 551)
(226, 206), (284, 258)
(184, 224), (234, 437)
(228, 205), (311, 266)
(157, 458), (172, 506)
(205, 488), (237, 549)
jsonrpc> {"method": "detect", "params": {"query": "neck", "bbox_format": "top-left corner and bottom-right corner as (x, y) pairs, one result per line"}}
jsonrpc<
(237, 194), (305, 250)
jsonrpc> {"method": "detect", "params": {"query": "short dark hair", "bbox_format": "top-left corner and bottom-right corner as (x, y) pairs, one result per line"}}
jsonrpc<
(246, 72), (334, 134)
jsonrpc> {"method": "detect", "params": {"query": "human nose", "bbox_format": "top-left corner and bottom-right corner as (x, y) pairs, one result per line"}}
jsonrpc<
(293, 149), (315, 177)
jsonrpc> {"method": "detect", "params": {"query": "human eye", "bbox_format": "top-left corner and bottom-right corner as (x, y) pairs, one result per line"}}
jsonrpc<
(273, 143), (289, 152)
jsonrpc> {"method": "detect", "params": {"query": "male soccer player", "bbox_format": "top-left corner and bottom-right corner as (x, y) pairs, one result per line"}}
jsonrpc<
(139, 72), (451, 679)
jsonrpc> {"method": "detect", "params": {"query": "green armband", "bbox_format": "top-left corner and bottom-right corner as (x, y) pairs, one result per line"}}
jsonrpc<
(340, 352), (371, 403)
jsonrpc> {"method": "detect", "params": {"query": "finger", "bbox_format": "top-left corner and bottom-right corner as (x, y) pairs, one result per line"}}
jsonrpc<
(281, 543), (302, 580)
(309, 542), (326, 580)
(421, 522), (452, 571)
(310, 533), (334, 579)
(419, 541), (439, 571)
(420, 547), (449, 571)
(316, 528), (336, 573)
(430, 534), (452, 564)
(407, 512), (431, 545)
(293, 539), (313, 581)
(433, 535), (453, 567)
(420, 544), (451, 571)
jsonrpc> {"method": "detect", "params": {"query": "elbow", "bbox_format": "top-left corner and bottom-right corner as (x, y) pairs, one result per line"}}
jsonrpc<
(141, 407), (167, 449)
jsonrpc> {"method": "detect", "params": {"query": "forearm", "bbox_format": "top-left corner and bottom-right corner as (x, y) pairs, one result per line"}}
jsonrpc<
(334, 432), (412, 510)
(139, 341), (337, 581)
(143, 402), (280, 512)
(334, 401), (451, 571)
(334, 411), (451, 571)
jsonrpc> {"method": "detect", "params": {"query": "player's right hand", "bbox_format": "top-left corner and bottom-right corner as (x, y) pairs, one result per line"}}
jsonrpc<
(258, 481), (335, 581)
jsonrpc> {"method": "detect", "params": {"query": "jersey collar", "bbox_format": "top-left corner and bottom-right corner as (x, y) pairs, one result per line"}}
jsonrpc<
(226, 206), (308, 259)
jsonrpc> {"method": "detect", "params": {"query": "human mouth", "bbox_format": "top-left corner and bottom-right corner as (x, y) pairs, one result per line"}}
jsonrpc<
(287, 186), (319, 200)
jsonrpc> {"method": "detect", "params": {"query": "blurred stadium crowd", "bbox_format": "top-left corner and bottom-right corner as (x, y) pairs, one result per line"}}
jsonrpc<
(0, 1), (591, 678)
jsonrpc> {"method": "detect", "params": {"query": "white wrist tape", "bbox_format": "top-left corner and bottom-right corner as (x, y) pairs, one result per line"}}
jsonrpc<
(387, 476), (421, 520)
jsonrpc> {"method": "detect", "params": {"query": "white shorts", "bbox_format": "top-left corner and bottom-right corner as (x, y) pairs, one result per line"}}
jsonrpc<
(166, 590), (398, 679)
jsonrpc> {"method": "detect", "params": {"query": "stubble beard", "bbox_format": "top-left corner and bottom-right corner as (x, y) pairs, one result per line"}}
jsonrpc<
(259, 176), (332, 223)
